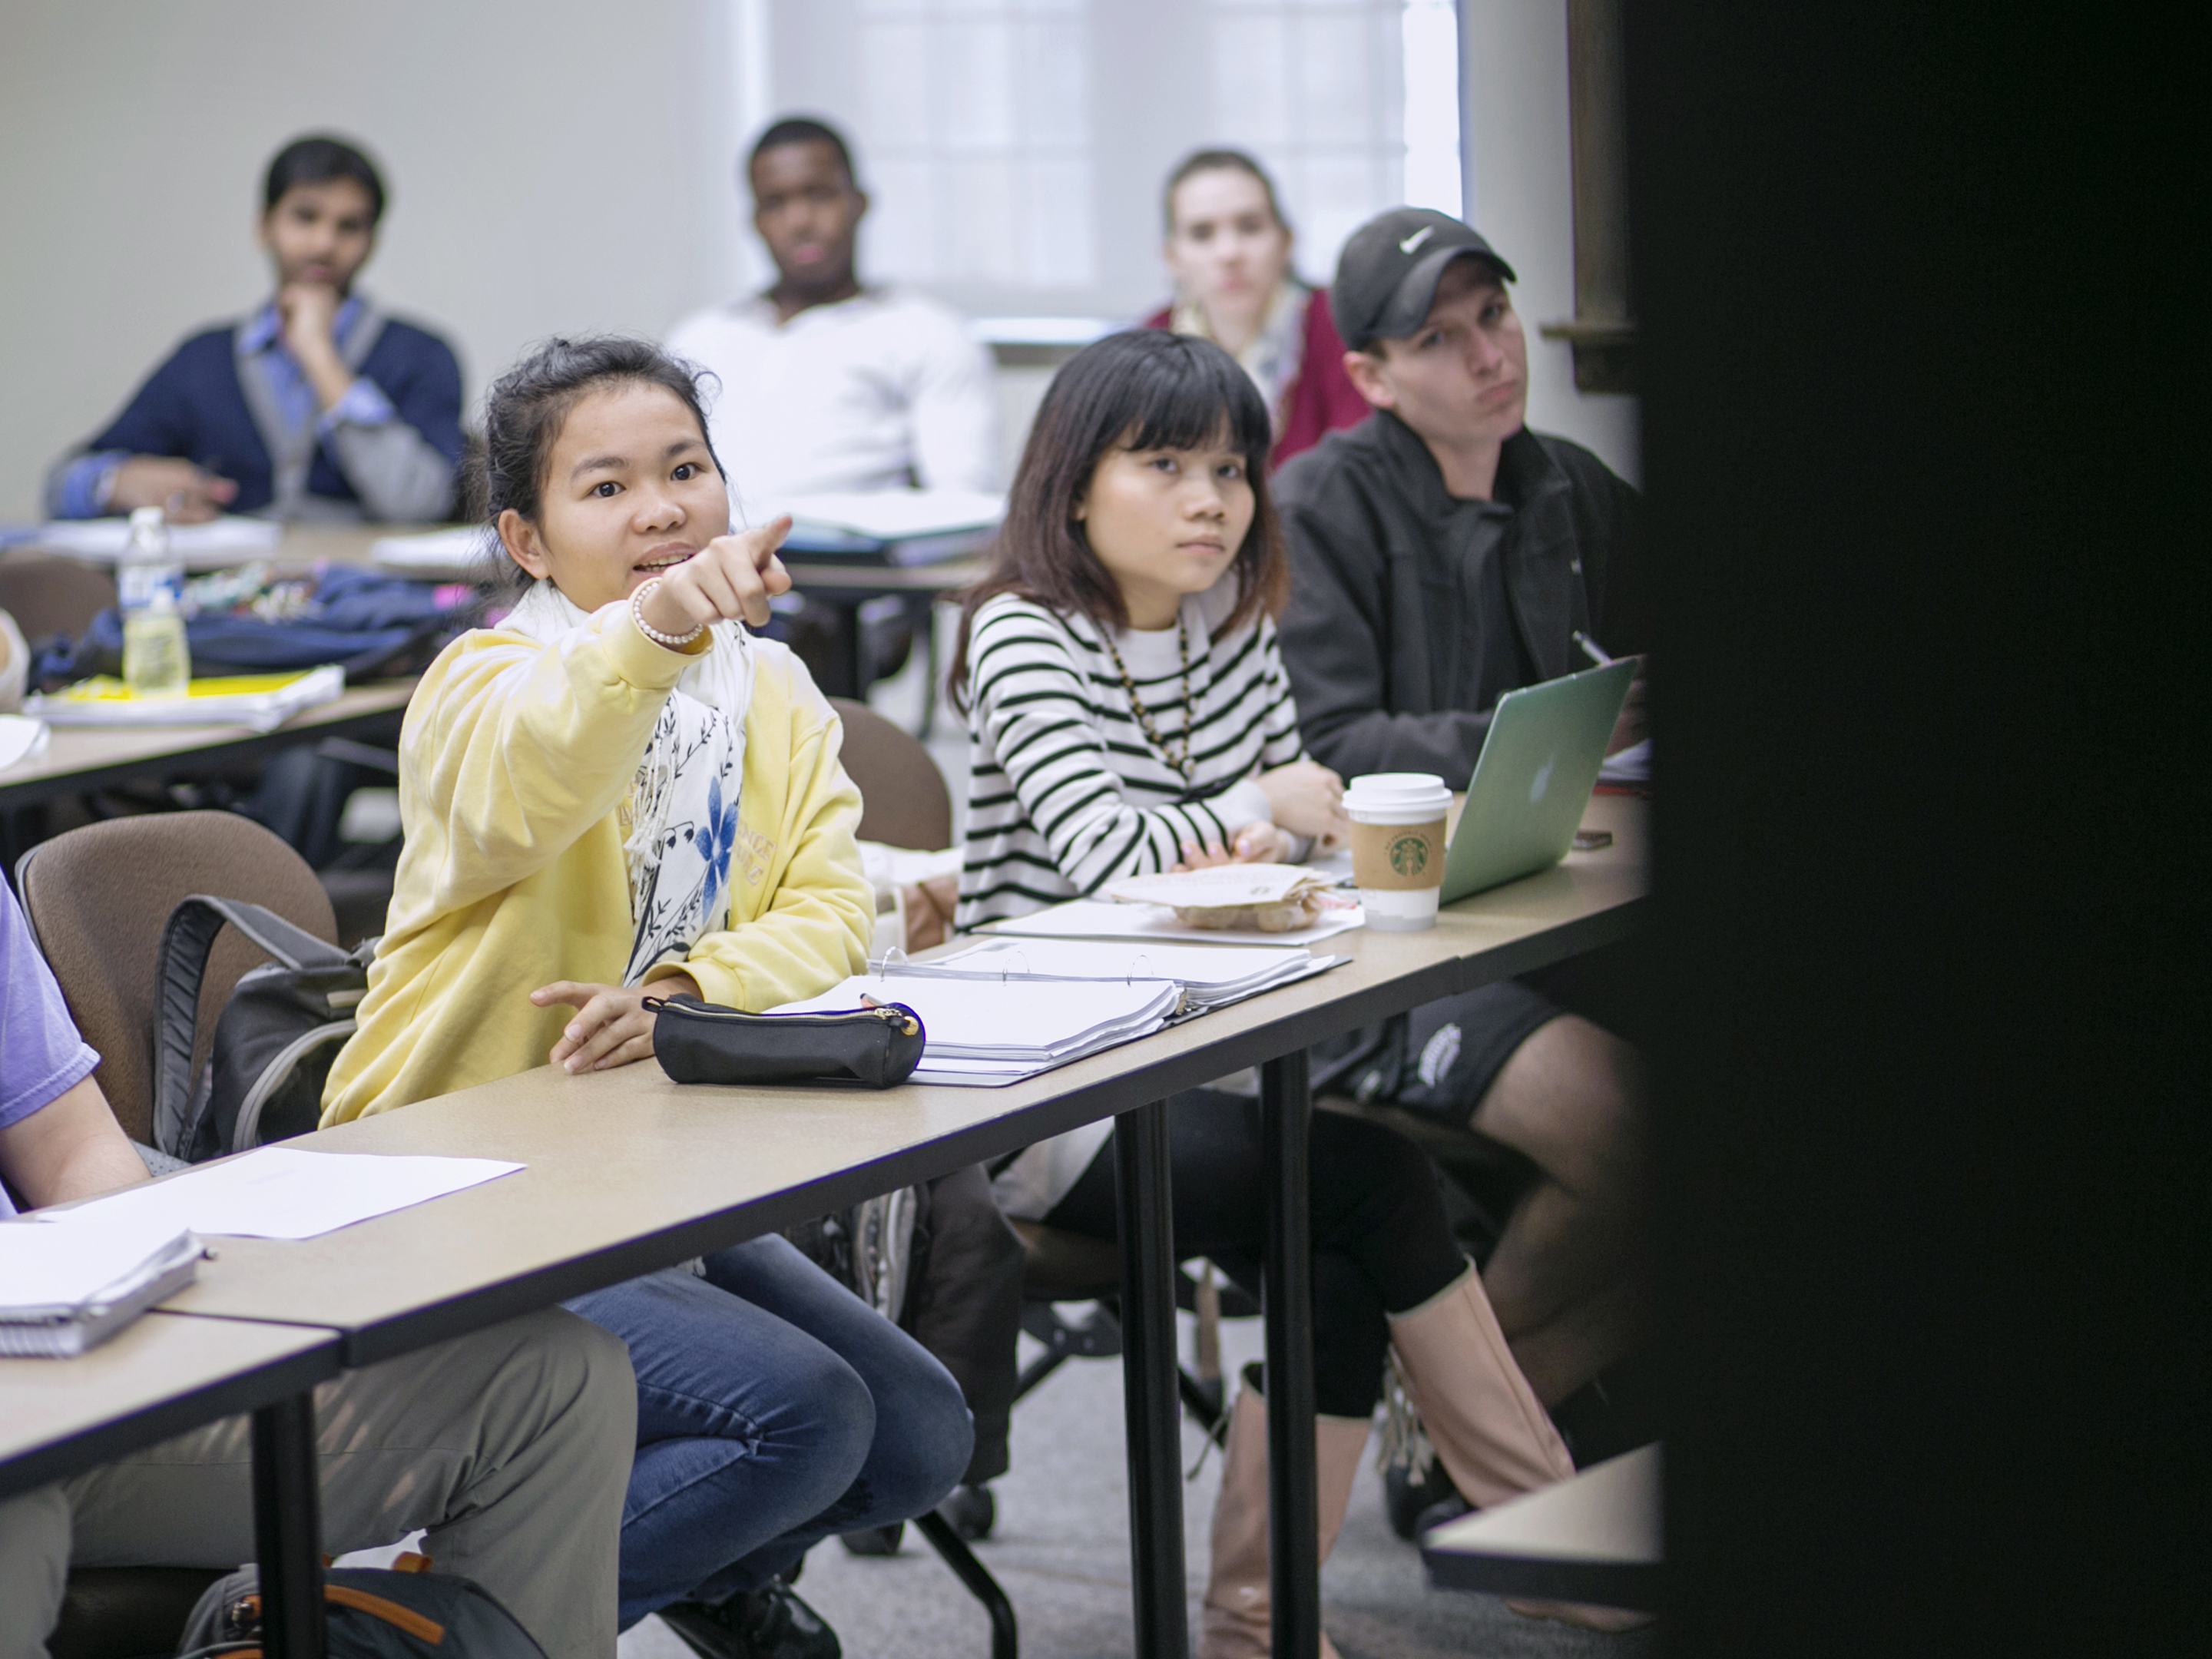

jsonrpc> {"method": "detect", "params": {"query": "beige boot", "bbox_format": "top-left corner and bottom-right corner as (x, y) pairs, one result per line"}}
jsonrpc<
(1197, 1382), (1372, 1659)
(1386, 1264), (1576, 1509)
(1392, 1267), (1652, 1631)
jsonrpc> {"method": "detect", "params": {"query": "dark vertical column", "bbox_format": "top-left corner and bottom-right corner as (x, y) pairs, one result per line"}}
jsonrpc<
(1114, 1098), (1188, 1659)
(1631, 7), (2197, 1657)
(1260, 1050), (1318, 1659)
(251, 1392), (325, 1659)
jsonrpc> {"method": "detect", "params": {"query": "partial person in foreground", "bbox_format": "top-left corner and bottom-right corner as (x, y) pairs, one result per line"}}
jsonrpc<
(1144, 148), (1369, 468)
(319, 336), (971, 1658)
(952, 329), (1631, 1649)
(45, 134), (464, 525)
(1275, 208), (1652, 1430)
(667, 116), (997, 502)
(0, 880), (634, 1659)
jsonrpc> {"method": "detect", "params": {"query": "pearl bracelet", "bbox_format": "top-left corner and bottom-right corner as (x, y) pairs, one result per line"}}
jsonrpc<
(631, 578), (705, 650)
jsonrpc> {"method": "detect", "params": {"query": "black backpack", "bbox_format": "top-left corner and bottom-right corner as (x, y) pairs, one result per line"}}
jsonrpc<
(179, 1558), (548, 1659)
(153, 896), (375, 1163)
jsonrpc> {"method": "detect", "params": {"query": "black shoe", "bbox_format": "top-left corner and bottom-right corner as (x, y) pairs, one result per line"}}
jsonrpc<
(1384, 1454), (1464, 1540)
(1412, 1490), (1472, 1537)
(660, 1583), (841, 1659)
(836, 1520), (904, 1556)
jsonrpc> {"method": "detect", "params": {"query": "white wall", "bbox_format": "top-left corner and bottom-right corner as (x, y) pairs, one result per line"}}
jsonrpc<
(0, 0), (759, 519)
(0, 1), (1637, 516)
(1460, 0), (1641, 484)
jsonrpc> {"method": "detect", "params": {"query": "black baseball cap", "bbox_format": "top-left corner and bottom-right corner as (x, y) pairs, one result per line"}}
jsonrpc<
(1332, 207), (1517, 349)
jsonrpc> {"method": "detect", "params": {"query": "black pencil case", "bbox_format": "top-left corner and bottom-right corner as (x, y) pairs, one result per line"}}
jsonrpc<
(645, 995), (926, 1088)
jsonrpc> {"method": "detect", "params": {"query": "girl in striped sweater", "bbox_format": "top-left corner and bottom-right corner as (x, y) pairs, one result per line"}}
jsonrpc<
(951, 331), (1616, 1651)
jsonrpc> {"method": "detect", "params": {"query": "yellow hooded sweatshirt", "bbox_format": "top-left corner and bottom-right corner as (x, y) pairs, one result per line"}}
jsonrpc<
(321, 601), (872, 1124)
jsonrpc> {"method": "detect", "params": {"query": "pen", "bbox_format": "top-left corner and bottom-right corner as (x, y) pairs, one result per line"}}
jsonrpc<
(1573, 630), (1612, 666)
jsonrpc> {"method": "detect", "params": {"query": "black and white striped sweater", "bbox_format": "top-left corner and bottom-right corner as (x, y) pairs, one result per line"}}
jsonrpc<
(956, 581), (1307, 931)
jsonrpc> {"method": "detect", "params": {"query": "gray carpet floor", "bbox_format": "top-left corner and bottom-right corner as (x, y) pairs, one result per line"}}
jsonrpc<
(617, 1310), (1654, 1659)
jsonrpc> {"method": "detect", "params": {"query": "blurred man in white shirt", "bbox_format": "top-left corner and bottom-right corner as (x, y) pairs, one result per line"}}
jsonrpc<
(668, 118), (997, 507)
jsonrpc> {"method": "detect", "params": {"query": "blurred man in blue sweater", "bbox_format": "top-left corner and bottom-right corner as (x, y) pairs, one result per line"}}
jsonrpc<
(45, 134), (463, 525)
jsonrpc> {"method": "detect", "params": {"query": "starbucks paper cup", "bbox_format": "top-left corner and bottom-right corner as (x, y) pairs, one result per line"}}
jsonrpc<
(1343, 773), (1452, 932)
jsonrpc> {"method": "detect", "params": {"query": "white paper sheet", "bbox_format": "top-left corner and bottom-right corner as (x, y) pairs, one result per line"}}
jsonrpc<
(977, 898), (1365, 948)
(765, 489), (1005, 541)
(33, 517), (283, 565)
(370, 525), (497, 573)
(48, 1147), (523, 1240)
(0, 714), (51, 771)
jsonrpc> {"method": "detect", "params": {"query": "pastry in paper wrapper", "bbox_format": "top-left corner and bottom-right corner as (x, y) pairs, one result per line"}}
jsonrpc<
(1104, 865), (1347, 932)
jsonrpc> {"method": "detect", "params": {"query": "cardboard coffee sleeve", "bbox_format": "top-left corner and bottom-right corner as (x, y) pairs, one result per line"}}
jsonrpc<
(1349, 816), (1447, 892)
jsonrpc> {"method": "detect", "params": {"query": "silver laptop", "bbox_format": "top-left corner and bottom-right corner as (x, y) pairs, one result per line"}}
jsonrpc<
(1439, 658), (1637, 903)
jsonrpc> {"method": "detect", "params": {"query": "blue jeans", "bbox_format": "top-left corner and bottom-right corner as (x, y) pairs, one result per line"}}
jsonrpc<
(565, 1235), (973, 1628)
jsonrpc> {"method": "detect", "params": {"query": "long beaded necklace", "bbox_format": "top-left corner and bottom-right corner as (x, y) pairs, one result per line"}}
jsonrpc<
(1099, 610), (1197, 784)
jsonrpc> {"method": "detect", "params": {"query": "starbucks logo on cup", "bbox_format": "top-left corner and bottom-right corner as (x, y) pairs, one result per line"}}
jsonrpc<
(1388, 832), (1430, 877)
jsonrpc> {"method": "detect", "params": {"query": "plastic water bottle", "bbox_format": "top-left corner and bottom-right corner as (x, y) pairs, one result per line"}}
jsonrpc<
(118, 505), (191, 697)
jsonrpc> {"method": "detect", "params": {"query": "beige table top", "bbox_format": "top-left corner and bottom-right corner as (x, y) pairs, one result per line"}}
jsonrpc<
(0, 680), (416, 806)
(1427, 1443), (1660, 1563)
(1422, 1442), (1660, 1608)
(160, 796), (1644, 1364)
(0, 1310), (338, 1500)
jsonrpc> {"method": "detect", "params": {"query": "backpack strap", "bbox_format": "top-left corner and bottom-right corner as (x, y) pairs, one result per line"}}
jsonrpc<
(153, 896), (350, 1157)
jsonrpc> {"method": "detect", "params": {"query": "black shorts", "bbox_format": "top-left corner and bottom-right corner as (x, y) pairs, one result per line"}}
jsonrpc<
(1320, 939), (1651, 1128)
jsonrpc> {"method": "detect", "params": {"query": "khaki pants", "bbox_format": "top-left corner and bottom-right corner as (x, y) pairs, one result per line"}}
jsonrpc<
(0, 1307), (632, 1659)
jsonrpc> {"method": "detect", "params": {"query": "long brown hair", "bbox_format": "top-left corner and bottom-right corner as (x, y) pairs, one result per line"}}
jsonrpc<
(949, 329), (1288, 715)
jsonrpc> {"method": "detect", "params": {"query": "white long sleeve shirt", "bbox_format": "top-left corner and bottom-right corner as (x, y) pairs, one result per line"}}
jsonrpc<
(667, 288), (998, 506)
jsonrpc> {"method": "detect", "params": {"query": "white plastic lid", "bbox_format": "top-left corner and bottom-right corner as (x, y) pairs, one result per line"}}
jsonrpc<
(1343, 772), (1452, 822)
(1343, 772), (1450, 806)
(128, 505), (164, 529)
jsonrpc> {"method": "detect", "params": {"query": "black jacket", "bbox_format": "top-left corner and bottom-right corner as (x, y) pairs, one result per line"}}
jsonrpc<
(1274, 411), (1645, 788)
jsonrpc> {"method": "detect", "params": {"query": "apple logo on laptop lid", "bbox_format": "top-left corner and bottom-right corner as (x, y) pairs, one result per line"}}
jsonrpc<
(1530, 754), (1557, 803)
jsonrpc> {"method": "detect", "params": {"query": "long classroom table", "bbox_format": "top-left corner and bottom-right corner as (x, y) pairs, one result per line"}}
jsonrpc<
(151, 793), (1647, 1659)
(0, 1312), (343, 1656)
(0, 681), (414, 813)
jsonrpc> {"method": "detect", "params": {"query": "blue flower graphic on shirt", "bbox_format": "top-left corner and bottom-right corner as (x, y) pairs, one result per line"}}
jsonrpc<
(697, 770), (739, 919)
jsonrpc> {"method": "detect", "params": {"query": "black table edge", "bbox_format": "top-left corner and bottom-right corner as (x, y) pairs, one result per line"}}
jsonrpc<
(1419, 1545), (1660, 1611)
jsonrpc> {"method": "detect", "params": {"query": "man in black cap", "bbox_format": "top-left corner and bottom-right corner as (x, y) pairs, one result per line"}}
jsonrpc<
(1275, 207), (1650, 1455)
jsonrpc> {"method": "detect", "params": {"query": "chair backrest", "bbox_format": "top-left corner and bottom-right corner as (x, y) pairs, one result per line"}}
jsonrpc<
(830, 697), (953, 852)
(16, 813), (336, 1144)
(0, 553), (118, 642)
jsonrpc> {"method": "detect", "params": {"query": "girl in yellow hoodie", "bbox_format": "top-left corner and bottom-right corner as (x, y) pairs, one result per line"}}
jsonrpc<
(323, 336), (969, 1652)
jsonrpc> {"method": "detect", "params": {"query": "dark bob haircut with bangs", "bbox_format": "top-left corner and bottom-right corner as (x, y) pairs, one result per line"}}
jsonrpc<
(475, 335), (725, 591)
(950, 329), (1286, 712)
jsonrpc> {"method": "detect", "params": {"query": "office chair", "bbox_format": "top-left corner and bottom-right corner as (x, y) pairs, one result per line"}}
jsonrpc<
(15, 813), (338, 1657)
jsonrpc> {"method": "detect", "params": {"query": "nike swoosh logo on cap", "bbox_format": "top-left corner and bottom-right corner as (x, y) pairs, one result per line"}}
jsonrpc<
(1399, 226), (1435, 254)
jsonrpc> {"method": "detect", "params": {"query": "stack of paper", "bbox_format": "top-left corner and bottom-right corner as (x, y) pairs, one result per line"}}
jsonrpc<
(24, 664), (344, 733)
(894, 937), (1333, 1013)
(370, 525), (496, 576)
(761, 489), (1004, 565)
(32, 517), (283, 568)
(769, 975), (1182, 1087)
(0, 1210), (201, 1357)
(1598, 738), (1651, 789)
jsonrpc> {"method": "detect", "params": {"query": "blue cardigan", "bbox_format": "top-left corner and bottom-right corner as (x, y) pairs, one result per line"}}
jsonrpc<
(71, 316), (464, 517)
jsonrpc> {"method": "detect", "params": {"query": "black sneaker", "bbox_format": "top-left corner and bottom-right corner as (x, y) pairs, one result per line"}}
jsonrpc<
(660, 1583), (842, 1659)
